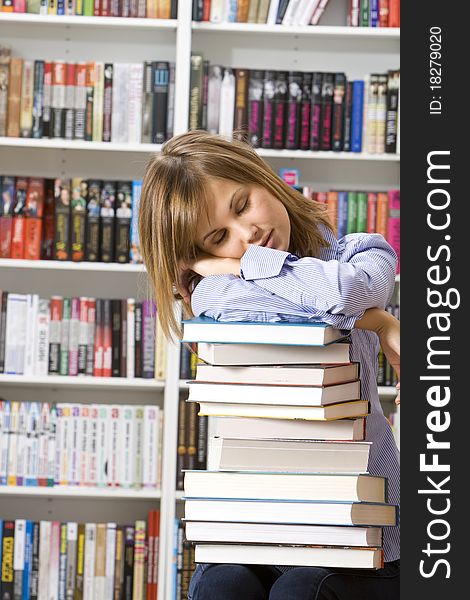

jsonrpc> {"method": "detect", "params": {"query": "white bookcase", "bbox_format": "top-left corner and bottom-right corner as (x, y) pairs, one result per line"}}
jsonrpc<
(0, 2), (399, 598)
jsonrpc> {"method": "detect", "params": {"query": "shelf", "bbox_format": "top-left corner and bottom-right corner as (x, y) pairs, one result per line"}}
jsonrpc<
(0, 138), (399, 161)
(0, 137), (161, 153)
(0, 13), (177, 31)
(0, 258), (145, 273)
(192, 22), (400, 40)
(0, 374), (165, 390)
(0, 485), (161, 500)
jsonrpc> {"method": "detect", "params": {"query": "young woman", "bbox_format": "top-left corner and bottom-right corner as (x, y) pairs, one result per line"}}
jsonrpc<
(139, 131), (400, 600)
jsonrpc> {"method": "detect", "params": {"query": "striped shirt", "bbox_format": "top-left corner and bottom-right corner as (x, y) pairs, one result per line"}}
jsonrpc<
(191, 227), (400, 563)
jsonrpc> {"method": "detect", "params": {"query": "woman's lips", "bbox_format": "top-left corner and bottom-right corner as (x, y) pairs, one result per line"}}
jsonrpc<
(263, 230), (275, 249)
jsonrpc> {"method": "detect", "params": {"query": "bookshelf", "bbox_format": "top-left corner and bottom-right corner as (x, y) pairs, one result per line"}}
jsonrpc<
(0, 1), (400, 598)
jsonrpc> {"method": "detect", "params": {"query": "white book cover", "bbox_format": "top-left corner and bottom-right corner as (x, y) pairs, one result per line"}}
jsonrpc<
(38, 403), (49, 485)
(210, 0), (227, 23)
(96, 405), (109, 487)
(105, 523), (117, 600)
(166, 62), (176, 139)
(4, 293), (28, 374)
(367, 75), (379, 154)
(120, 405), (134, 488)
(157, 409), (163, 488)
(310, 0), (330, 24)
(38, 520), (51, 600)
(35, 299), (51, 376)
(78, 297), (89, 375)
(48, 405), (58, 486)
(127, 63), (144, 144)
(87, 404), (99, 486)
(83, 523), (96, 600)
(16, 402), (27, 486)
(107, 405), (120, 487)
(362, 74), (370, 153)
(25, 402), (40, 486)
(49, 521), (60, 600)
(266, 0), (281, 24)
(79, 405), (90, 486)
(111, 63), (130, 144)
(218, 68), (235, 138)
(295, 0), (321, 25)
(70, 404), (81, 485)
(0, 400), (10, 485)
(143, 405), (159, 489)
(133, 406), (144, 489)
(92, 62), (104, 142)
(13, 519), (26, 595)
(24, 294), (39, 376)
(126, 298), (135, 379)
(375, 74), (387, 154)
(7, 401), (19, 486)
(207, 65), (223, 134)
(93, 524), (106, 600)
(282, 0), (302, 25)
(57, 403), (71, 485)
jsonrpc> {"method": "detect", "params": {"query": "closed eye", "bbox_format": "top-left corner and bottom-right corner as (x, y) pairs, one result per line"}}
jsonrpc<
(213, 230), (227, 245)
(236, 197), (251, 215)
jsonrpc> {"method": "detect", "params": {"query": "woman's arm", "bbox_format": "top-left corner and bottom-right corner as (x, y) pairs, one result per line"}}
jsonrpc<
(189, 233), (398, 330)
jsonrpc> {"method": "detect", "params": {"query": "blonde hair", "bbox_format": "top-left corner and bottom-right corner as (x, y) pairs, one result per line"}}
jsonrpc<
(138, 130), (334, 340)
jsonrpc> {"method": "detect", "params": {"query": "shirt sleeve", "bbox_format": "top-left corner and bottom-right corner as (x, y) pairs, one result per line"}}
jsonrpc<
(191, 233), (397, 330)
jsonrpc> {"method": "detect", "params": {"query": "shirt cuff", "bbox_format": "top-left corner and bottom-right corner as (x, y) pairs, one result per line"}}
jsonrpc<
(240, 245), (293, 280)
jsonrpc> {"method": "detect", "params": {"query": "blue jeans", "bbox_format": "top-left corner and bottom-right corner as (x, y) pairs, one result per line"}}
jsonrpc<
(188, 561), (400, 600)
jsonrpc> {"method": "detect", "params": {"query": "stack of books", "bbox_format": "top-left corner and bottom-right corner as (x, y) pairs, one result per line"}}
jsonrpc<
(181, 316), (398, 569)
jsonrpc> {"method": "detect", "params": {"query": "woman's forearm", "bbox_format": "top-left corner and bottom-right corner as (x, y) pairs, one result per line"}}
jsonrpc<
(354, 307), (397, 335)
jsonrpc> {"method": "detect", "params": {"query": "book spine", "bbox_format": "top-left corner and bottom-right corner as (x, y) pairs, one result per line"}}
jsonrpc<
(128, 62), (144, 144)
(83, 523), (96, 600)
(100, 181), (116, 263)
(85, 298), (96, 376)
(32, 60), (45, 138)
(13, 519), (26, 600)
(0, 400), (10, 484)
(366, 191), (378, 232)
(319, 72), (334, 150)
(261, 70), (275, 148)
(84, 62), (95, 142)
(94, 523), (106, 600)
(2, 521), (15, 599)
(119, 298), (128, 377)
(343, 80), (353, 152)
(188, 53), (204, 132)
(40, 179), (55, 259)
(233, 68), (249, 138)
(30, 521), (40, 600)
(134, 301), (142, 378)
(48, 296), (63, 375)
(346, 191), (358, 234)
(0, 60), (9, 137)
(152, 62), (170, 144)
(206, 64), (222, 135)
(272, 71), (288, 149)
(154, 315), (166, 380)
(92, 62), (104, 142)
(133, 407), (144, 490)
(6, 57), (23, 138)
(109, 299), (120, 377)
(73, 62), (87, 140)
(10, 177), (28, 260)
(0, 176), (15, 259)
(85, 180), (101, 262)
(51, 61), (66, 139)
(64, 62), (76, 140)
(200, 59), (209, 132)
(123, 527), (134, 600)
(113, 527), (124, 600)
(356, 191), (368, 232)
(331, 72), (346, 151)
(166, 61), (176, 140)
(70, 178), (87, 261)
(141, 300), (155, 378)
(53, 179), (71, 261)
(385, 69), (399, 153)
(102, 298), (113, 378)
(309, 72), (323, 151)
(65, 522), (77, 600)
(105, 523), (117, 600)
(120, 406), (134, 488)
(299, 71), (312, 151)
(337, 190), (349, 238)
(125, 298), (134, 379)
(102, 63), (113, 142)
(351, 80), (364, 152)
(68, 297), (80, 376)
(387, 189), (400, 273)
(58, 522), (67, 600)
(110, 63), (128, 144)
(132, 521), (146, 600)
(175, 397), (186, 491)
(93, 298), (104, 377)
(141, 61), (153, 144)
(285, 71), (303, 150)
(59, 298), (71, 376)
(114, 181), (132, 263)
(143, 405), (159, 489)
(24, 177), (45, 260)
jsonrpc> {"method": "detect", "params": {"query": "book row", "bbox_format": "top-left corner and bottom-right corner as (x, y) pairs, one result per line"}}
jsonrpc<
(0, 49), (175, 144)
(0, 176), (143, 263)
(189, 57), (400, 154)
(0, 401), (163, 489)
(0, 511), (161, 600)
(1, 0), (177, 17)
(171, 519), (196, 600)
(192, 0), (400, 27)
(175, 398), (207, 491)
(0, 293), (166, 379)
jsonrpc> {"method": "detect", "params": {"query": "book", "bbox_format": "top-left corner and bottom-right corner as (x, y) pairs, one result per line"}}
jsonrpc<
(184, 498), (398, 526)
(209, 415), (366, 441)
(351, 79), (364, 152)
(196, 399), (370, 421)
(272, 71), (288, 149)
(184, 520), (382, 547)
(285, 71), (302, 150)
(24, 177), (45, 260)
(100, 181), (116, 263)
(206, 64), (223, 134)
(218, 67), (235, 138)
(152, 61), (169, 144)
(53, 179), (71, 261)
(309, 71), (323, 151)
(261, 70), (276, 148)
(194, 361), (359, 386)
(184, 471), (386, 502)
(196, 340), (351, 365)
(194, 544), (384, 570)
(188, 379), (361, 406)
(71, 179), (87, 262)
(85, 180), (101, 262)
(387, 188), (400, 273)
(19, 60), (34, 137)
(182, 317), (347, 346)
(7, 57), (23, 138)
(247, 69), (264, 147)
(189, 54), (203, 131)
(206, 437), (371, 473)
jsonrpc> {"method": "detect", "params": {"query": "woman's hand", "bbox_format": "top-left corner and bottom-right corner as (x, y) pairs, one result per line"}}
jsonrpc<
(355, 308), (400, 403)
(176, 253), (241, 304)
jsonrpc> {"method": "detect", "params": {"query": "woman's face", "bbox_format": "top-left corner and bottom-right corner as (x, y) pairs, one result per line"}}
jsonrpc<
(196, 178), (291, 259)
